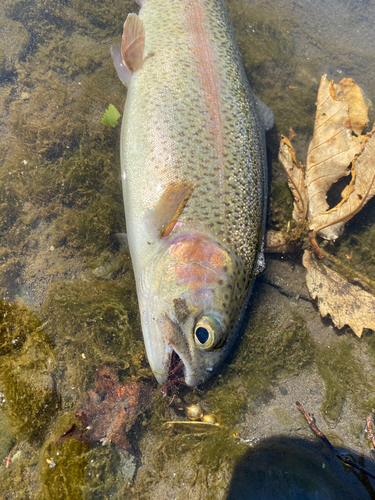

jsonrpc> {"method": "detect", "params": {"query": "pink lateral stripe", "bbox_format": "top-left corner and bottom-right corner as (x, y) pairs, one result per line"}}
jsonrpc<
(185, 0), (225, 201)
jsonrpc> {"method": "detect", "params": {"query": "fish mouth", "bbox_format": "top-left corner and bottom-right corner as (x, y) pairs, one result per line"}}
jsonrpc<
(162, 348), (185, 389)
(164, 341), (200, 388)
(149, 334), (188, 387)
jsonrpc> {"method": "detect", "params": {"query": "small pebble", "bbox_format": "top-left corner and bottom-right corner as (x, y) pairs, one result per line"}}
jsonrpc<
(186, 404), (204, 421)
(202, 413), (217, 424)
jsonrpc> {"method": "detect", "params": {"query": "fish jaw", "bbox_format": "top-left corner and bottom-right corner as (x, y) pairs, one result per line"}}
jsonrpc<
(136, 230), (251, 386)
(138, 301), (188, 386)
(141, 325), (172, 385)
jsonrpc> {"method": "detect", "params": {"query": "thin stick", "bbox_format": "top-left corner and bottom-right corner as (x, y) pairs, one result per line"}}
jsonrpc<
(308, 231), (324, 259)
(366, 411), (375, 449)
(296, 401), (375, 481)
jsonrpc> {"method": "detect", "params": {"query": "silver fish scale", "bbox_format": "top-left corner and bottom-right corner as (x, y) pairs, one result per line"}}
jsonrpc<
(122, 0), (266, 272)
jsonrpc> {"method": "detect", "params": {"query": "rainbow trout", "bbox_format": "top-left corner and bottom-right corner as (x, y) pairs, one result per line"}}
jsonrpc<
(111, 0), (273, 386)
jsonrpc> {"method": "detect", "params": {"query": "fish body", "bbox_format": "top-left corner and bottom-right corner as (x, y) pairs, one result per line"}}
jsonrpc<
(112, 0), (272, 386)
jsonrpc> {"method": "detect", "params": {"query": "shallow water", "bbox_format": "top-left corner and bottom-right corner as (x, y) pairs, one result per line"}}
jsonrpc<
(1, 0), (375, 498)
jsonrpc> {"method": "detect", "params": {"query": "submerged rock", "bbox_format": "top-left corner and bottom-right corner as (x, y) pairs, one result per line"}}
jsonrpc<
(0, 412), (15, 461)
(0, 300), (58, 440)
(0, 329), (58, 440)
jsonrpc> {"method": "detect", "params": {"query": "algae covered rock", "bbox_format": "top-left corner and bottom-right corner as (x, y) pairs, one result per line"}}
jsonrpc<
(39, 412), (136, 500)
(335, 214), (375, 283)
(39, 412), (89, 500)
(84, 446), (136, 499)
(227, 2), (293, 69)
(0, 299), (41, 355)
(0, 299), (58, 440)
(0, 412), (15, 461)
(52, 195), (124, 259)
(316, 339), (368, 420)
(42, 277), (148, 400)
(130, 426), (248, 500)
(0, 328), (58, 440)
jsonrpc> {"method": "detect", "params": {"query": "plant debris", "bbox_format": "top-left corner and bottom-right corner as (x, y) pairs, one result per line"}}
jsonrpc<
(268, 74), (375, 337)
(366, 410), (375, 449)
(303, 251), (375, 337)
(296, 401), (375, 481)
(101, 104), (122, 128)
(59, 366), (156, 450)
(275, 74), (375, 242)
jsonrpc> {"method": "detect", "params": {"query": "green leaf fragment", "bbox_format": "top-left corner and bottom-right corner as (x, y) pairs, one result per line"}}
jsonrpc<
(101, 104), (121, 128)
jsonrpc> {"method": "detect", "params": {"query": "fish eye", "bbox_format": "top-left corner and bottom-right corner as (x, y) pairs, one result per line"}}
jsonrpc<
(193, 316), (226, 351)
(195, 327), (210, 345)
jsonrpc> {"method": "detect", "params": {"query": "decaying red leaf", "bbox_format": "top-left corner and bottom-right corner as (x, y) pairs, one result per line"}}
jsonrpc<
(61, 366), (156, 450)
(302, 251), (375, 337)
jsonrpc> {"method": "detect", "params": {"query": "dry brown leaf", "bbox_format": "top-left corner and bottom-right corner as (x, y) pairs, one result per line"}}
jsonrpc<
(335, 78), (369, 136)
(273, 75), (375, 336)
(303, 250), (375, 337)
(289, 127), (297, 141)
(278, 136), (308, 223)
(309, 126), (375, 237)
(306, 75), (366, 239)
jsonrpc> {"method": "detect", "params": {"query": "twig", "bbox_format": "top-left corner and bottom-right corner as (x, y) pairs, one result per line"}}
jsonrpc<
(296, 402), (335, 453)
(296, 401), (375, 481)
(367, 411), (375, 449)
(308, 231), (324, 259)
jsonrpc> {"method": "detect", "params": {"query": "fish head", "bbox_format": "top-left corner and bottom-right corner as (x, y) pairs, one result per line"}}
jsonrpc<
(138, 231), (250, 386)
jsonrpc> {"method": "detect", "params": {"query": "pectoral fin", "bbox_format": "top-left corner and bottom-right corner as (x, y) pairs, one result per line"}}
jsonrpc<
(122, 13), (145, 73)
(146, 181), (195, 239)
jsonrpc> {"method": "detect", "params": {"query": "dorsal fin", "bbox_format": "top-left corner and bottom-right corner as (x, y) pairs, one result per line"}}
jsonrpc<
(122, 13), (145, 73)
